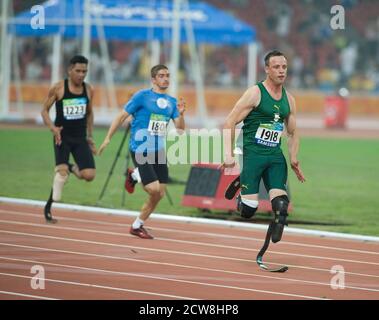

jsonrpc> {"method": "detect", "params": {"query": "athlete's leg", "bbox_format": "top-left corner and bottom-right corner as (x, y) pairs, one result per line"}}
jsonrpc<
(45, 139), (71, 223)
(68, 163), (80, 178)
(155, 154), (169, 202)
(140, 181), (164, 221)
(71, 139), (96, 181)
(77, 168), (96, 181)
(129, 180), (161, 239)
(52, 164), (70, 201)
(237, 193), (259, 219)
(238, 151), (266, 218)
(44, 189), (55, 223)
(269, 190), (289, 243)
(44, 164), (69, 223)
(136, 150), (167, 220)
(68, 164), (95, 181)
(129, 152), (162, 239)
(264, 153), (289, 243)
(158, 183), (166, 200)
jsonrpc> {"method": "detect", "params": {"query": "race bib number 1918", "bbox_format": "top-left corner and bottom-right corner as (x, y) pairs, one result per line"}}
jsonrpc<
(255, 123), (283, 147)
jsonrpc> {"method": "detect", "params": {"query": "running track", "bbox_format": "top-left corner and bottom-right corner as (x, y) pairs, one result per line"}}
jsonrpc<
(0, 200), (378, 300)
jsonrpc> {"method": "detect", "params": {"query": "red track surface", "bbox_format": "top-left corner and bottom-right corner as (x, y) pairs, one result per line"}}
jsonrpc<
(0, 202), (378, 300)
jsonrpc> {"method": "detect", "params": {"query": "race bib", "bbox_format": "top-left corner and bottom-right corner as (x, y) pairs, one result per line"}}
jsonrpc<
(255, 123), (284, 147)
(63, 98), (87, 120)
(148, 114), (169, 136)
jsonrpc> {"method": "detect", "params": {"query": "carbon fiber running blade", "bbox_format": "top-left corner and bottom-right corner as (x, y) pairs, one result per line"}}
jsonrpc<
(256, 256), (288, 273)
(256, 221), (288, 272)
(224, 175), (240, 199)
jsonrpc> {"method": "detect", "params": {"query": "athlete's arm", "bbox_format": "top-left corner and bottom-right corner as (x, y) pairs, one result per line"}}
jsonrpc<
(173, 97), (185, 133)
(86, 84), (96, 154)
(41, 82), (63, 146)
(285, 93), (305, 182)
(221, 85), (261, 168)
(98, 109), (130, 155)
(124, 115), (133, 130)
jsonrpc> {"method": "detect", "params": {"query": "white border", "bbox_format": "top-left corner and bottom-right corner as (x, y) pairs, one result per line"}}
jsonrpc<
(1, 196), (378, 243)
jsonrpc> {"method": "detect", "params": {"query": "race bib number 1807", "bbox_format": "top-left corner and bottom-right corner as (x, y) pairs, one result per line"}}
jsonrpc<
(148, 114), (169, 136)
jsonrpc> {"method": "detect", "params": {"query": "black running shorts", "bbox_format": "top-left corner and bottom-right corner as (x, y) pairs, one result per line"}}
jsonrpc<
(54, 136), (95, 170)
(130, 150), (168, 186)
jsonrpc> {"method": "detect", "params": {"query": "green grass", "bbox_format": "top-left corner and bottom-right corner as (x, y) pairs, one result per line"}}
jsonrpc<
(0, 127), (378, 236)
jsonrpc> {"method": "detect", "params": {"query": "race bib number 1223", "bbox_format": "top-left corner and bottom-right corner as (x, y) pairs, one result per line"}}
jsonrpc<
(63, 98), (87, 120)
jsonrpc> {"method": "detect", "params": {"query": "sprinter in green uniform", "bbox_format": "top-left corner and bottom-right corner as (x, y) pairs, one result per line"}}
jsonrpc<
(222, 50), (305, 243)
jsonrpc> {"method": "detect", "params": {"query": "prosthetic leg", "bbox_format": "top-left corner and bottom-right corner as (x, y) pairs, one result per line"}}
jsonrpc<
(44, 168), (69, 224)
(44, 189), (57, 224)
(224, 175), (240, 200)
(256, 195), (289, 272)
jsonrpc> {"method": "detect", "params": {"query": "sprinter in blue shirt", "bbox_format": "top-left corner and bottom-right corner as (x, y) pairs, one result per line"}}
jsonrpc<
(98, 65), (186, 239)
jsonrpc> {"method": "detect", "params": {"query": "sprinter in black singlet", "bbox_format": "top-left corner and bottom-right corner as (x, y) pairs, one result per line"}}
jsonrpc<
(41, 55), (96, 223)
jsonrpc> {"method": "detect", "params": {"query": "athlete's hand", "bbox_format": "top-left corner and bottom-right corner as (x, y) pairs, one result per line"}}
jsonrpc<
(87, 137), (97, 155)
(220, 156), (236, 169)
(177, 97), (186, 115)
(97, 138), (110, 156)
(291, 159), (306, 182)
(220, 156), (240, 176)
(52, 126), (63, 146)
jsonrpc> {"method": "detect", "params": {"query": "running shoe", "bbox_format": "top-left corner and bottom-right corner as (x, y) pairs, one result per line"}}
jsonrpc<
(129, 226), (154, 239)
(125, 168), (137, 194)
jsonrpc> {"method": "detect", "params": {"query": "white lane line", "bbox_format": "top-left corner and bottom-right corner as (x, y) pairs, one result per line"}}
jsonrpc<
(1, 245), (378, 293)
(2, 218), (379, 261)
(2, 196), (378, 242)
(0, 290), (58, 300)
(1, 218), (379, 270)
(1, 210), (378, 256)
(0, 242), (379, 278)
(1, 229), (378, 268)
(0, 271), (197, 300)
(0, 257), (329, 300)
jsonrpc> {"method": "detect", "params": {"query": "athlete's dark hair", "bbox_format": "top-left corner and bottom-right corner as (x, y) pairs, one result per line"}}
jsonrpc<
(69, 55), (88, 66)
(151, 64), (168, 78)
(264, 50), (285, 66)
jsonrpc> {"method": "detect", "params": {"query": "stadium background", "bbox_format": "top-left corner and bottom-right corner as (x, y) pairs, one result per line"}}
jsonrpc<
(6, 0), (379, 117)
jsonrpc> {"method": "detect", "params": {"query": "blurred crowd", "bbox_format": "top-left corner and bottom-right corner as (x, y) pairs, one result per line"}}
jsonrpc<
(11, 0), (379, 93)
(207, 0), (379, 92)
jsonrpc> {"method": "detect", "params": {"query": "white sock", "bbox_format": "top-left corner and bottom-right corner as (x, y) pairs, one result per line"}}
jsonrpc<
(131, 168), (141, 183)
(132, 217), (144, 229)
(241, 197), (259, 208)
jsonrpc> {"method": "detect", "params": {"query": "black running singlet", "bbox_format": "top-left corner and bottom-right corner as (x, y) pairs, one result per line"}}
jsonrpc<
(54, 79), (89, 138)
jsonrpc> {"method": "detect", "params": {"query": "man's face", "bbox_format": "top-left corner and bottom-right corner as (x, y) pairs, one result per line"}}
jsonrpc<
(152, 68), (170, 90)
(68, 63), (88, 85)
(265, 56), (287, 85)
